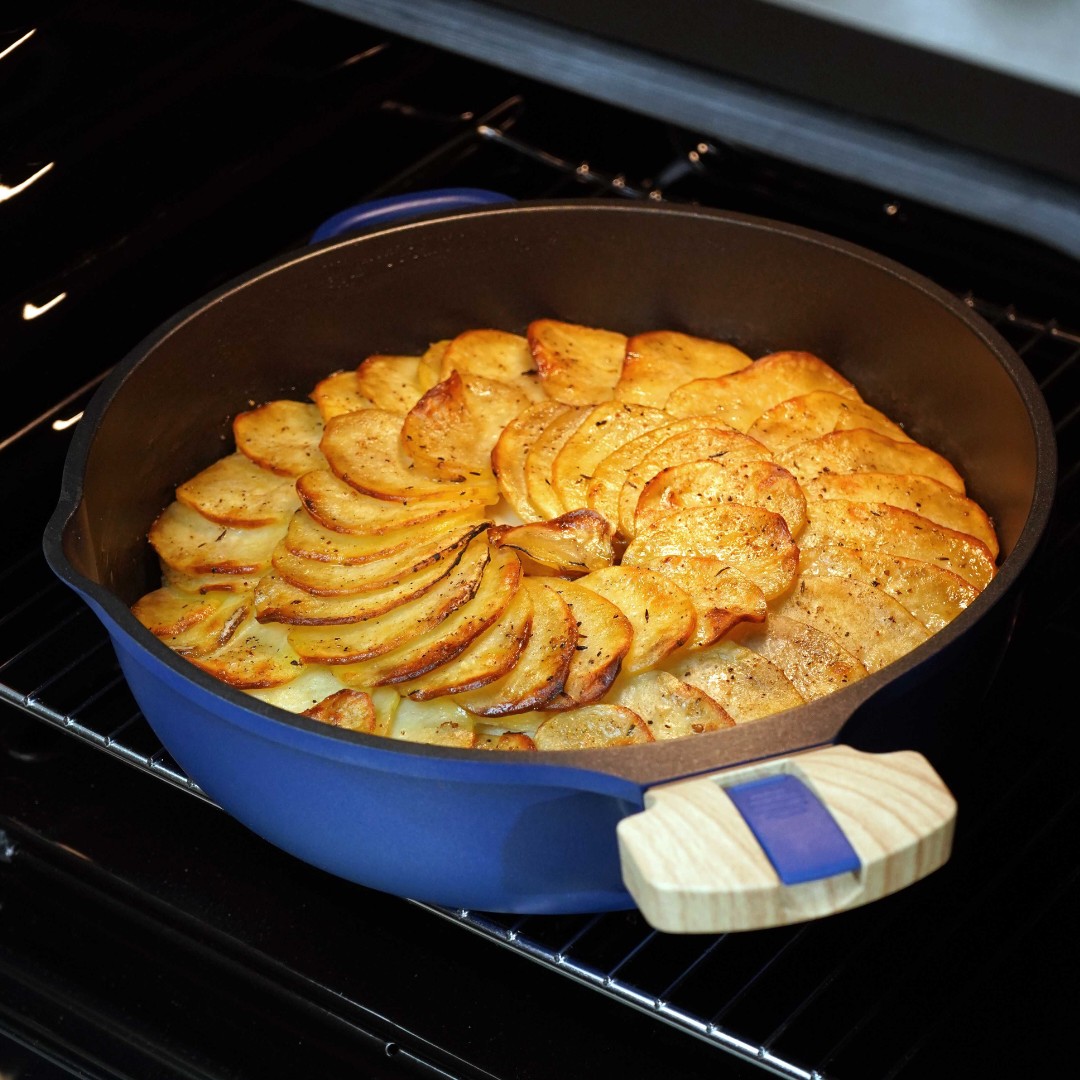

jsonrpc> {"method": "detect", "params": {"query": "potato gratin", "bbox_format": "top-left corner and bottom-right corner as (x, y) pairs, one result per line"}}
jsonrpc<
(132, 320), (999, 751)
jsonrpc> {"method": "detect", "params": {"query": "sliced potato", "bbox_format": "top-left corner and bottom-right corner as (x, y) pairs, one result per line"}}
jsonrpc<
(176, 452), (299, 528)
(310, 369), (374, 422)
(300, 688), (380, 733)
(746, 390), (913, 452)
(661, 641), (806, 723)
(439, 328), (546, 401)
(150, 590), (252, 658)
(533, 704), (654, 750)
(320, 408), (498, 504)
(607, 669), (735, 738)
(389, 696), (478, 748)
(728, 614), (868, 700)
(776, 429), (967, 494)
(488, 509), (615, 574)
(491, 400), (573, 522)
(161, 563), (260, 595)
(246, 664), (354, 713)
(550, 401), (670, 512)
(149, 501), (288, 577)
(523, 405), (590, 519)
(474, 730), (538, 751)
(354, 354), (429, 414)
(664, 351), (862, 429)
(233, 400), (327, 476)
(574, 564), (696, 673)
(187, 616), (305, 689)
(133, 585), (249, 646)
(527, 318), (627, 405)
(418, 340), (450, 391)
(798, 499), (997, 591)
(615, 329), (752, 407)
(623, 505), (799, 600)
(800, 471), (999, 558)
(798, 544), (980, 631)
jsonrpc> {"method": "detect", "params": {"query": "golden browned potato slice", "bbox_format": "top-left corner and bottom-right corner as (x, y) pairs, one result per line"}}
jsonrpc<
(746, 390), (913, 452)
(614, 329), (752, 407)
(585, 415), (735, 526)
(354, 354), (429, 414)
(310, 369), (376, 422)
(233, 400), (327, 476)
(776, 429), (967, 494)
(151, 591), (251, 658)
(798, 500), (997, 591)
(800, 472), (999, 558)
(533, 704), (655, 750)
(797, 545), (980, 631)
(474, 730), (538, 751)
(623, 505), (799, 600)
(132, 586), (249, 645)
(176, 453), (300, 529)
(771, 575), (931, 673)
(488, 509), (615, 573)
(161, 563), (260, 595)
(399, 371), (533, 481)
(387, 696), (479, 748)
(727, 614), (868, 700)
(300, 688), (380, 733)
(536, 577), (634, 707)
(523, 405), (590, 519)
(188, 616), (306, 689)
(491, 400), (573, 521)
(550, 401), (670, 512)
(150, 502), (288, 577)
(634, 457), (807, 539)
(418, 340), (451, 392)
(270, 520), (487, 596)
(438, 328), (547, 401)
(246, 664), (356, 713)
(574, 565), (696, 673)
(296, 469), (483, 536)
(397, 581), (533, 700)
(333, 545), (523, 688)
(661, 641), (806, 723)
(527, 318), (627, 405)
(286, 533), (491, 663)
(320, 408), (498, 504)
(452, 577), (578, 716)
(607, 669), (735, 738)
(665, 351), (862, 429)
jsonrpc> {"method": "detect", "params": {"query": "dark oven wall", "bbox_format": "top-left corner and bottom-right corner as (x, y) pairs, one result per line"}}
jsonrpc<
(3, 2), (1080, 1079)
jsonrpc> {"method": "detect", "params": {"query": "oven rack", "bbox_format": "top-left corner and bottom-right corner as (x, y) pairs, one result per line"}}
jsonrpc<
(3, 294), (1078, 1080)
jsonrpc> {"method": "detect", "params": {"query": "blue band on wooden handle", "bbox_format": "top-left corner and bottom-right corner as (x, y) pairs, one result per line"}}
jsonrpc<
(725, 773), (860, 885)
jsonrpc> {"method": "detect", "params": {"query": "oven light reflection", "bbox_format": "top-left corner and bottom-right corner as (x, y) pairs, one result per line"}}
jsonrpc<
(0, 27), (35, 61)
(52, 411), (83, 431)
(22, 291), (67, 319)
(0, 161), (55, 203)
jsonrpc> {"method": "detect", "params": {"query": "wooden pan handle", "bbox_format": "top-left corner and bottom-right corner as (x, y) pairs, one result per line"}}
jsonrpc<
(616, 744), (956, 933)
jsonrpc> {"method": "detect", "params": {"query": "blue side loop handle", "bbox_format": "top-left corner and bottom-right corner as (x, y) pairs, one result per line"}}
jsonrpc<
(309, 188), (515, 245)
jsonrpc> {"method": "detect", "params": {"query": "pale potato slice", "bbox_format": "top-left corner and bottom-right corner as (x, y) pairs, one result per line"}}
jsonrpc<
(665, 351), (862, 429)
(332, 545), (523, 688)
(634, 457), (807, 539)
(728, 614), (868, 700)
(300, 688), (380, 733)
(399, 371), (533, 481)
(354, 354), (429, 414)
(310, 369), (375, 422)
(439, 328), (547, 401)
(776, 429), (967, 494)
(574, 565), (696, 673)
(491, 400), (573, 522)
(452, 578), (578, 716)
(623, 505), (799, 600)
(614, 329), (752, 407)
(533, 704), (654, 750)
(176, 452), (300, 528)
(188, 616), (305, 689)
(389, 696), (478, 748)
(798, 500), (997, 591)
(607, 669), (735, 738)
(149, 502), (288, 576)
(527, 318), (627, 405)
(585, 415), (735, 526)
(149, 590), (251, 658)
(797, 544), (980, 631)
(550, 401), (670, 512)
(246, 664), (355, 713)
(536, 577), (634, 707)
(320, 408), (498, 504)
(770, 575), (931, 673)
(296, 469), (482, 536)
(800, 471), (999, 558)
(746, 390), (913, 452)
(661, 641), (807, 723)
(488, 509), (615, 574)
(270, 520), (487, 595)
(285, 533), (491, 663)
(523, 405), (590, 519)
(233, 400), (327, 476)
(616, 427), (772, 539)
(398, 581), (533, 699)
(161, 564), (260, 595)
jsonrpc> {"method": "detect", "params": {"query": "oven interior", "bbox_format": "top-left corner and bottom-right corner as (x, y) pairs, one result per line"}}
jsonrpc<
(2, 2), (1080, 1078)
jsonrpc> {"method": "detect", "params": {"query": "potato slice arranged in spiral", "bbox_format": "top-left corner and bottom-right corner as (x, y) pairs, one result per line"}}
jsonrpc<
(527, 318), (627, 405)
